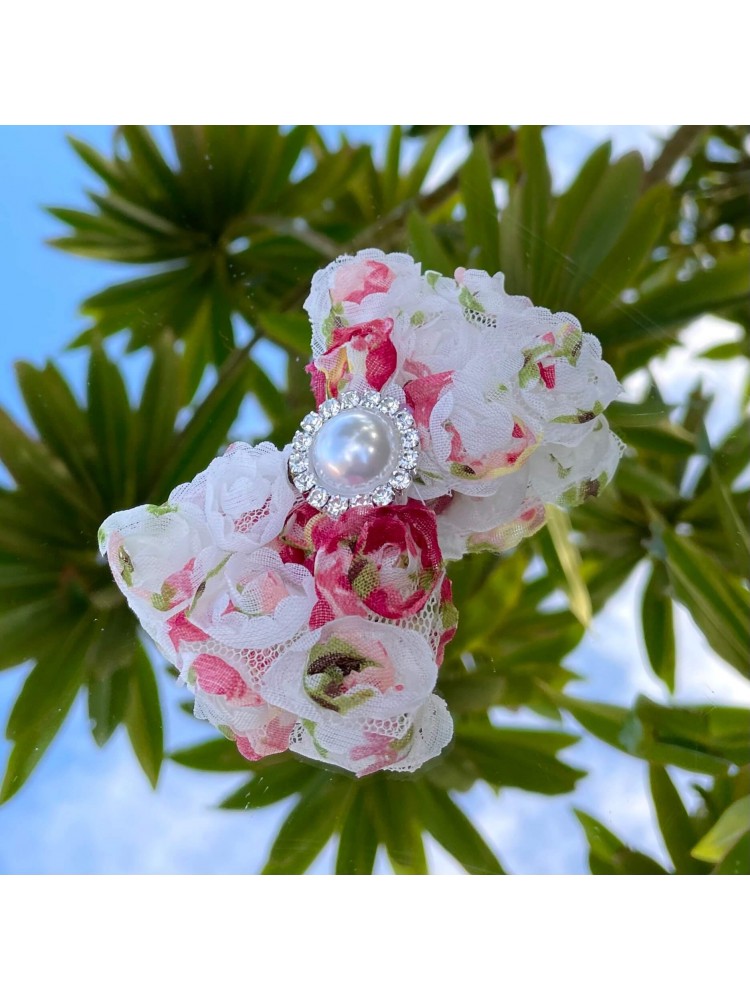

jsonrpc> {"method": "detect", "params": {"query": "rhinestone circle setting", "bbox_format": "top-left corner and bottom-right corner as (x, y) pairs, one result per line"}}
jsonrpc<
(288, 389), (418, 517)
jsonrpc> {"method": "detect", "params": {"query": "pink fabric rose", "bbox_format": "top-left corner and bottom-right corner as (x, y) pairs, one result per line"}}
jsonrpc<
(307, 318), (397, 403)
(310, 498), (445, 621)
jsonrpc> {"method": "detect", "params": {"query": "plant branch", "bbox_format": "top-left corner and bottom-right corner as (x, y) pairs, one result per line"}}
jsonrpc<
(644, 125), (707, 189)
(349, 129), (517, 252)
(277, 129), (519, 313)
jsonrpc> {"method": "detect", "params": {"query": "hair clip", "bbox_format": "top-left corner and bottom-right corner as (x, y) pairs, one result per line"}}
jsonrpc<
(100, 249), (622, 776)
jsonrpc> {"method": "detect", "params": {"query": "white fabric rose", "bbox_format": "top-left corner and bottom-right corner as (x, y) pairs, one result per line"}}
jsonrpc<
(527, 417), (623, 506)
(188, 547), (317, 651)
(193, 684), (297, 761)
(289, 693), (453, 776)
(169, 441), (295, 554)
(306, 249), (423, 358)
(98, 500), (217, 653)
(434, 467), (533, 559)
(260, 616), (438, 727)
(304, 251), (623, 563)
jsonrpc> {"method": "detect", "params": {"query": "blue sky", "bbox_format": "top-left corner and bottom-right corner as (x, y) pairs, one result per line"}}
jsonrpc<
(0, 126), (747, 875)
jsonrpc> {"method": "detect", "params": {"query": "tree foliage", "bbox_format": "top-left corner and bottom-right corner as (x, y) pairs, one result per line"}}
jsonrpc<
(1, 124), (748, 873)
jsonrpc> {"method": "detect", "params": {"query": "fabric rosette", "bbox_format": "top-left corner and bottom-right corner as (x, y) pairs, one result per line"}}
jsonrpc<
(279, 497), (454, 646)
(100, 442), (455, 776)
(304, 249), (623, 560)
(100, 248), (621, 777)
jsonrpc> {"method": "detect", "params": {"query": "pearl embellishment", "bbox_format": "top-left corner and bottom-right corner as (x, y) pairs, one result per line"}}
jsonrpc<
(287, 389), (419, 516)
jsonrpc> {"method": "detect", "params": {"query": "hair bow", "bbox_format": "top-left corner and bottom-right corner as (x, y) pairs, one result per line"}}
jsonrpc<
(101, 250), (621, 776)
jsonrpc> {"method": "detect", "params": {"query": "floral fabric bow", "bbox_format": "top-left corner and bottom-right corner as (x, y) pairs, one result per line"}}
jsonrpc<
(100, 250), (622, 776)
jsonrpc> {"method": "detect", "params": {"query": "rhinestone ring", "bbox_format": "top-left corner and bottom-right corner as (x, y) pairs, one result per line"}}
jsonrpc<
(288, 389), (418, 516)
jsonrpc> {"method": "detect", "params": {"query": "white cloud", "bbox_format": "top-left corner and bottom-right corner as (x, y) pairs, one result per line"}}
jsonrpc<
(0, 669), (289, 875)
(646, 315), (748, 443)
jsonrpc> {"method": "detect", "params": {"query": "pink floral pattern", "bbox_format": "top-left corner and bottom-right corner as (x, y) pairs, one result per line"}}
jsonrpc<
(260, 617), (447, 776)
(100, 444), (453, 776)
(307, 318), (398, 403)
(305, 250), (622, 554)
(331, 257), (396, 306)
(191, 653), (262, 705)
(100, 249), (621, 778)
(309, 498), (444, 620)
(235, 712), (297, 762)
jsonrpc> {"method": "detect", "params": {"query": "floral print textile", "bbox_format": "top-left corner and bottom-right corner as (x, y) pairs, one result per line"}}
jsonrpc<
(100, 250), (621, 775)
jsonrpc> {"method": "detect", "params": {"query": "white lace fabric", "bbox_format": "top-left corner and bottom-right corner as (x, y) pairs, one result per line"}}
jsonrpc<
(306, 251), (623, 560)
(100, 249), (622, 776)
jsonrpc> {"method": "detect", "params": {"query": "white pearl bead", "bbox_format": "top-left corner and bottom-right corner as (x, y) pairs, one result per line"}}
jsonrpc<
(309, 407), (399, 499)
